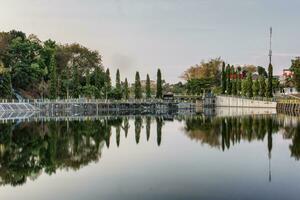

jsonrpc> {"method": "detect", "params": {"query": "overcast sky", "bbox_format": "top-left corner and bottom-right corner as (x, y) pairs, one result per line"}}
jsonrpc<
(0, 0), (299, 83)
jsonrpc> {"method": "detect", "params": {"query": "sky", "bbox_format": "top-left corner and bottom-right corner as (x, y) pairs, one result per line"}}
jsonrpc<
(0, 0), (299, 83)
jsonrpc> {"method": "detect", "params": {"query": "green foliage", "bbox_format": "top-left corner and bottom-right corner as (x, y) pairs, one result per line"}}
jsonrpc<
(246, 72), (253, 97)
(146, 74), (151, 98)
(156, 69), (163, 98)
(0, 70), (12, 99)
(186, 78), (215, 95)
(71, 64), (80, 98)
(116, 69), (121, 90)
(226, 64), (232, 95)
(82, 84), (98, 98)
(259, 76), (266, 97)
(221, 62), (227, 94)
(266, 63), (273, 97)
(94, 67), (106, 98)
(257, 66), (267, 77)
(236, 67), (242, 95)
(253, 79), (260, 96)
(49, 55), (57, 99)
(1, 30), (107, 99)
(134, 71), (142, 99)
(291, 58), (300, 91)
(241, 79), (248, 97)
(124, 78), (129, 99)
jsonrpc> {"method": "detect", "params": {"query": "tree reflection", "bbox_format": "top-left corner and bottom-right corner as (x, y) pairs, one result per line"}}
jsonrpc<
(0, 114), (300, 187)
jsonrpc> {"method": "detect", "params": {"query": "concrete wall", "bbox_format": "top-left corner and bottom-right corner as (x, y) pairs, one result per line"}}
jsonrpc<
(216, 96), (277, 108)
(215, 107), (277, 117)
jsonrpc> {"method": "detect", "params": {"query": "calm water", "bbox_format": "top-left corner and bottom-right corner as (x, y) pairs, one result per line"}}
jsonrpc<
(0, 114), (300, 200)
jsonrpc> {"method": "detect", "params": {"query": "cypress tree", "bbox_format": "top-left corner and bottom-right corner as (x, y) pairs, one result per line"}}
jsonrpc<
(104, 68), (111, 99)
(241, 79), (248, 97)
(105, 68), (111, 91)
(226, 64), (232, 95)
(246, 72), (253, 98)
(124, 78), (129, 99)
(134, 71), (142, 99)
(94, 67), (104, 98)
(49, 55), (57, 99)
(259, 75), (266, 97)
(253, 79), (260, 96)
(221, 62), (227, 94)
(156, 69), (163, 98)
(232, 67), (237, 95)
(116, 69), (121, 90)
(266, 63), (273, 97)
(146, 74), (151, 98)
(236, 67), (242, 95)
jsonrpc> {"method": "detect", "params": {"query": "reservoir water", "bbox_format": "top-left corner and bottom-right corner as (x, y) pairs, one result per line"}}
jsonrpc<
(0, 112), (299, 200)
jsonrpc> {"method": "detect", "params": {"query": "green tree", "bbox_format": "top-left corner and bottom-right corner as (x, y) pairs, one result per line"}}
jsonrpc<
(226, 64), (232, 95)
(146, 74), (151, 98)
(134, 71), (142, 99)
(291, 58), (300, 91)
(116, 69), (121, 90)
(259, 76), (266, 97)
(246, 72), (253, 98)
(0, 70), (12, 99)
(266, 63), (273, 97)
(124, 78), (129, 99)
(253, 79), (259, 96)
(104, 68), (111, 99)
(112, 69), (122, 100)
(49, 55), (57, 99)
(236, 66), (242, 95)
(241, 79), (248, 97)
(221, 62), (227, 94)
(94, 67), (105, 98)
(257, 66), (267, 77)
(232, 67), (237, 95)
(156, 69), (163, 98)
(72, 64), (80, 98)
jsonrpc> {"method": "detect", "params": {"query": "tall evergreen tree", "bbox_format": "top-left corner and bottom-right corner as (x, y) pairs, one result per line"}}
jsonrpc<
(94, 67), (104, 98)
(49, 55), (57, 99)
(232, 67), (237, 95)
(134, 71), (142, 99)
(146, 74), (151, 98)
(105, 68), (111, 90)
(116, 69), (121, 90)
(253, 79), (260, 96)
(104, 68), (111, 99)
(124, 78), (129, 99)
(236, 66), (242, 95)
(246, 72), (253, 98)
(266, 63), (273, 97)
(221, 62), (227, 94)
(241, 79), (248, 97)
(156, 69), (163, 98)
(226, 64), (232, 95)
(259, 75), (266, 97)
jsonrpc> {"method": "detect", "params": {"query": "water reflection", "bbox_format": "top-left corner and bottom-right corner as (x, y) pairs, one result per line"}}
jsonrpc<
(0, 114), (300, 187)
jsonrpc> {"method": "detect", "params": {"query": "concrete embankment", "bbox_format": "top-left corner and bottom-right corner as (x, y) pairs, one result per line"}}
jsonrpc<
(215, 96), (277, 108)
(277, 100), (300, 115)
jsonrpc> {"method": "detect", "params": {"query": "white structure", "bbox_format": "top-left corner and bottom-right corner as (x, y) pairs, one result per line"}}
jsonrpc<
(216, 96), (277, 108)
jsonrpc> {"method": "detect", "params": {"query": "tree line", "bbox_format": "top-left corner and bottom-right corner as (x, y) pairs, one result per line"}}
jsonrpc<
(221, 62), (275, 98)
(0, 30), (164, 100)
